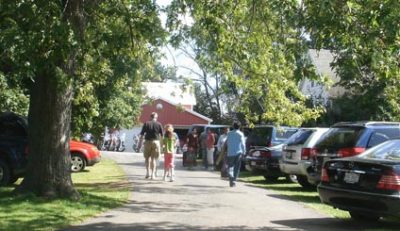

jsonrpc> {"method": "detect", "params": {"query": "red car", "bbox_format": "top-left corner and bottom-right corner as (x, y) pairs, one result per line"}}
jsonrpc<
(70, 140), (101, 172)
(0, 112), (101, 186)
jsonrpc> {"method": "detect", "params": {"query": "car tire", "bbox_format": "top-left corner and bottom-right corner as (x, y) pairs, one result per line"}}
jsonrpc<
(71, 153), (86, 172)
(8, 175), (19, 185)
(349, 211), (380, 222)
(264, 175), (279, 182)
(0, 159), (11, 186)
(285, 174), (298, 183)
(297, 175), (315, 189)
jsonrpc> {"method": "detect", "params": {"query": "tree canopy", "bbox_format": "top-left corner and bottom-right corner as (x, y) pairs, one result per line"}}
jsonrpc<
(167, 0), (323, 126)
(0, 0), (165, 198)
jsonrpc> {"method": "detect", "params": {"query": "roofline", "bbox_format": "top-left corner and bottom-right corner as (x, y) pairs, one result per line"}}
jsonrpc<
(333, 121), (400, 127)
(148, 97), (213, 123)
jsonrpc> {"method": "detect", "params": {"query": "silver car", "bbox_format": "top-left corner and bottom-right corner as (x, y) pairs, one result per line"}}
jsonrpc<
(279, 128), (329, 188)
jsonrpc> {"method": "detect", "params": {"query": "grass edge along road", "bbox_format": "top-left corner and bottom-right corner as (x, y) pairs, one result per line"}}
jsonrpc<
(0, 158), (130, 231)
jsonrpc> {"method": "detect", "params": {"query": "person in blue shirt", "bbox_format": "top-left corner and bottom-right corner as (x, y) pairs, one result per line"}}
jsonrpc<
(225, 121), (246, 187)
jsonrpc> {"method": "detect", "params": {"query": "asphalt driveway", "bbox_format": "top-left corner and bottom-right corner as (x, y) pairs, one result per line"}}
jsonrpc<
(65, 152), (399, 231)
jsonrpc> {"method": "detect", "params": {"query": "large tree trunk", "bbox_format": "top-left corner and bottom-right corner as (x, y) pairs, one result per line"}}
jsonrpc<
(15, 70), (79, 200)
(15, 0), (84, 200)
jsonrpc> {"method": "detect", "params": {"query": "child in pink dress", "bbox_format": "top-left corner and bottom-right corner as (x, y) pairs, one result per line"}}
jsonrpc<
(163, 124), (176, 182)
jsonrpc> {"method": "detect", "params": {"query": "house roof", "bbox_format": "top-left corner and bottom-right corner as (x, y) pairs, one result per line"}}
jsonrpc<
(152, 97), (212, 122)
(142, 82), (196, 106)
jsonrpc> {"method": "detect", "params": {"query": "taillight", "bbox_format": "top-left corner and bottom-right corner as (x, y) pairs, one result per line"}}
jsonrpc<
(321, 167), (329, 182)
(377, 171), (400, 191)
(260, 150), (271, 158)
(338, 147), (365, 157)
(301, 148), (318, 160)
(250, 150), (271, 158)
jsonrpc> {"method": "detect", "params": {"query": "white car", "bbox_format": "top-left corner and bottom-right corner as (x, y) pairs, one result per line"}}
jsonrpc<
(279, 128), (329, 188)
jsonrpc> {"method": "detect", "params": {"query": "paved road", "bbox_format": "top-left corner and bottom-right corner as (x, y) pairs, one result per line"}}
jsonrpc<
(66, 152), (399, 231)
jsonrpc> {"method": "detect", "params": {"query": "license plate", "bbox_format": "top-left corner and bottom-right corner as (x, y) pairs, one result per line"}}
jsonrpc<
(343, 172), (360, 184)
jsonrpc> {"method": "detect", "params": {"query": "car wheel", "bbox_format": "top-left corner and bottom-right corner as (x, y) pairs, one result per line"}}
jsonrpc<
(349, 211), (380, 222)
(8, 175), (19, 185)
(297, 175), (316, 189)
(0, 159), (11, 186)
(285, 174), (298, 183)
(264, 175), (279, 182)
(71, 153), (86, 172)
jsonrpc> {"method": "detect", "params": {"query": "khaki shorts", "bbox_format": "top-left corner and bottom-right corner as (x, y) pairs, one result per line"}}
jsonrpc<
(143, 140), (161, 159)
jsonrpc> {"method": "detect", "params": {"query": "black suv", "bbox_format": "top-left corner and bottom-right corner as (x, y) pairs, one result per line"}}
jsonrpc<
(307, 121), (400, 185)
(0, 112), (28, 186)
(244, 125), (298, 180)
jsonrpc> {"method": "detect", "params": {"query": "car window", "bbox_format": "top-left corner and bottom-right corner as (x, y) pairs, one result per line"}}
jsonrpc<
(367, 132), (389, 148)
(0, 121), (27, 137)
(247, 127), (273, 146)
(276, 129), (298, 140)
(316, 127), (365, 149)
(286, 130), (313, 146)
(374, 128), (400, 139)
(361, 139), (400, 161)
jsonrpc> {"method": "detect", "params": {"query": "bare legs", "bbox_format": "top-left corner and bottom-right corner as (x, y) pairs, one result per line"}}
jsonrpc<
(163, 167), (174, 182)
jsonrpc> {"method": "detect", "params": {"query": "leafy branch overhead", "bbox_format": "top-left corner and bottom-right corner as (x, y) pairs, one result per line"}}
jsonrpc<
(167, 0), (323, 126)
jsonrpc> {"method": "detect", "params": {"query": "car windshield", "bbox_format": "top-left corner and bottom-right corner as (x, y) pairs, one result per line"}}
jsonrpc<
(359, 139), (400, 161)
(286, 129), (313, 146)
(316, 127), (365, 149)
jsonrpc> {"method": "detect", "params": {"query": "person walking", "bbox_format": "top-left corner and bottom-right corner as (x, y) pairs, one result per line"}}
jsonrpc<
(163, 124), (176, 182)
(216, 127), (229, 177)
(226, 121), (246, 187)
(137, 112), (163, 180)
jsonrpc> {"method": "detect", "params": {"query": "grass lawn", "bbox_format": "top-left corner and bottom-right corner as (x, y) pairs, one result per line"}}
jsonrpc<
(0, 159), (130, 231)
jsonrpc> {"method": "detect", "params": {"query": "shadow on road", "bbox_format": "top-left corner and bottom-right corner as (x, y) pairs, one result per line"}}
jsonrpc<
(272, 217), (400, 231)
(65, 217), (400, 231)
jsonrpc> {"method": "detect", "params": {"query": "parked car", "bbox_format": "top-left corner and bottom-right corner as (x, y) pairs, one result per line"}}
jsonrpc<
(279, 127), (329, 188)
(0, 112), (28, 186)
(0, 112), (101, 186)
(318, 139), (400, 221)
(307, 121), (400, 185)
(245, 143), (288, 181)
(244, 125), (298, 181)
(70, 140), (101, 172)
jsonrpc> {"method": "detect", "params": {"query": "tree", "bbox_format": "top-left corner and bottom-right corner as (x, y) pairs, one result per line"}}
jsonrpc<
(167, 0), (323, 126)
(0, 0), (164, 199)
(303, 0), (400, 121)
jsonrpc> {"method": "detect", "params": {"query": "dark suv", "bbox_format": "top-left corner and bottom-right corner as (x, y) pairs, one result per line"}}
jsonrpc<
(307, 121), (400, 185)
(244, 125), (298, 180)
(0, 112), (28, 186)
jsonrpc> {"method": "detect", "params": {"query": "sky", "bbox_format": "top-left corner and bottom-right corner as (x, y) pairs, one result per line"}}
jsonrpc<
(156, 0), (200, 80)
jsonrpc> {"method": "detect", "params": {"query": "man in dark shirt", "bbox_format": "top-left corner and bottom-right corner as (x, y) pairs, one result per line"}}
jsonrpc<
(137, 112), (163, 179)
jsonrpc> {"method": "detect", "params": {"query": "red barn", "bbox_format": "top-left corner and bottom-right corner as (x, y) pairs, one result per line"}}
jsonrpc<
(139, 98), (212, 127)
(121, 82), (212, 152)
